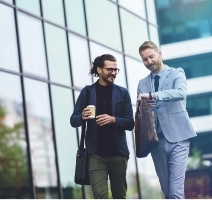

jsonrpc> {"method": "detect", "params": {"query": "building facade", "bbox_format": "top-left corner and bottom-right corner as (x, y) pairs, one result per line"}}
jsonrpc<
(0, 0), (162, 198)
(155, 0), (212, 198)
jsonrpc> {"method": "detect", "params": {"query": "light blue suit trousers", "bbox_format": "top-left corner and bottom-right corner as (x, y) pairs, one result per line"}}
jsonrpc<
(151, 138), (190, 198)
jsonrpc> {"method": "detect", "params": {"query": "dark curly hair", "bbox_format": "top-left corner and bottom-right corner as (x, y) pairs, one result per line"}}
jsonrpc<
(90, 54), (116, 77)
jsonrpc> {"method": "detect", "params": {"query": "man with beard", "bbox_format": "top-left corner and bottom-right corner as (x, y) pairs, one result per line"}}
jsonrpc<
(137, 41), (196, 199)
(70, 54), (134, 199)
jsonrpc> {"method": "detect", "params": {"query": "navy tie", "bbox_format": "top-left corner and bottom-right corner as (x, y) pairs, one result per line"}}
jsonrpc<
(154, 75), (163, 137)
(154, 75), (160, 92)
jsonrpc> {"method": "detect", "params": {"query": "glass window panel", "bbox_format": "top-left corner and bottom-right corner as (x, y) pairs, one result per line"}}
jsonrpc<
(0, 72), (30, 198)
(64, 0), (86, 36)
(125, 131), (139, 198)
(51, 85), (82, 198)
(125, 56), (149, 105)
(0, 4), (19, 71)
(16, 0), (40, 16)
(120, 8), (149, 59)
(90, 41), (127, 88)
(44, 23), (71, 86)
(156, 0), (212, 44)
(41, 0), (65, 26)
(24, 78), (58, 199)
(149, 25), (160, 48)
(187, 94), (212, 117)
(118, 0), (146, 19)
(136, 156), (162, 198)
(17, 12), (48, 78)
(146, 0), (157, 25)
(85, 0), (122, 51)
(1, 0), (13, 3)
(68, 33), (92, 90)
(200, 19), (211, 37)
(155, 0), (169, 9)
(165, 53), (212, 79)
(187, 21), (200, 40)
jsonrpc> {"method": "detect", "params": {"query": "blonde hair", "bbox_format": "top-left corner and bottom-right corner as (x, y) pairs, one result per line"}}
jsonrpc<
(138, 41), (159, 54)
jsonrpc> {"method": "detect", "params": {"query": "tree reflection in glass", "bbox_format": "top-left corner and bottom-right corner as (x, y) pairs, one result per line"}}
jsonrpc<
(0, 72), (30, 198)
(24, 78), (58, 198)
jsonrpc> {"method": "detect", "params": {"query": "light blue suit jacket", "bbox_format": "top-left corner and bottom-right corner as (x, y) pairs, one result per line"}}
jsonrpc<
(137, 65), (196, 142)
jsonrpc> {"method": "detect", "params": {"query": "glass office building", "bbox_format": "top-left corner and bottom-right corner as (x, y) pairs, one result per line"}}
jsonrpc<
(0, 0), (161, 198)
(156, 0), (212, 198)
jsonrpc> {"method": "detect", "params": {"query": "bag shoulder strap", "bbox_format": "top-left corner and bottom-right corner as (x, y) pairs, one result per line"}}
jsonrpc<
(85, 85), (91, 108)
(79, 85), (91, 150)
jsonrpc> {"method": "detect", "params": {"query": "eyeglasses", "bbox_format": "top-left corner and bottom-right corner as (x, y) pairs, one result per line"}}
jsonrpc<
(102, 67), (120, 74)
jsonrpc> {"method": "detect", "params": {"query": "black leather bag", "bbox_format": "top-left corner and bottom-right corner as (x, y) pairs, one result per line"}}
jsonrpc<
(74, 125), (90, 185)
(134, 93), (159, 158)
(74, 86), (91, 185)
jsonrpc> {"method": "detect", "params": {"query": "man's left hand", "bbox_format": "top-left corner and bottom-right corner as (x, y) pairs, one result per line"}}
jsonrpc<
(96, 114), (116, 126)
(137, 93), (156, 101)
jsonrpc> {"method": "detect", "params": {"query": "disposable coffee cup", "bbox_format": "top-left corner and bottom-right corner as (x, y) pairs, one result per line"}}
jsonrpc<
(87, 105), (96, 119)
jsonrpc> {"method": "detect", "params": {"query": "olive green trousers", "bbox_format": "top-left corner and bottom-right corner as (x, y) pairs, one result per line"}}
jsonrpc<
(88, 154), (128, 199)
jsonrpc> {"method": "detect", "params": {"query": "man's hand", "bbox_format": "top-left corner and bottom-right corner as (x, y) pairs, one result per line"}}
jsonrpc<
(145, 99), (156, 108)
(82, 107), (92, 121)
(137, 93), (156, 101)
(96, 114), (116, 126)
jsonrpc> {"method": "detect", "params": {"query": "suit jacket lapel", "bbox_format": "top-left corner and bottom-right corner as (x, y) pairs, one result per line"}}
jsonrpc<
(159, 65), (171, 91)
(146, 74), (152, 92)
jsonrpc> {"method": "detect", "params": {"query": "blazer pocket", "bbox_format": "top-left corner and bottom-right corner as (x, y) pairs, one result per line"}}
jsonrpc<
(115, 101), (125, 116)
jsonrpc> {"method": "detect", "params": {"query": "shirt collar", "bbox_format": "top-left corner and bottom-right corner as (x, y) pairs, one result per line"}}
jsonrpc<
(151, 64), (165, 79)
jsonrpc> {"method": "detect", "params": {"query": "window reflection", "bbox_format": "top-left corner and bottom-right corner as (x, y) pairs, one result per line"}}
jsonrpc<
(85, 0), (122, 51)
(16, 0), (41, 16)
(44, 23), (71, 86)
(90, 41), (126, 88)
(51, 85), (82, 198)
(149, 25), (160, 48)
(120, 8), (149, 59)
(146, 0), (157, 25)
(68, 33), (92, 89)
(125, 56), (149, 104)
(0, 4), (19, 71)
(125, 131), (139, 198)
(24, 78), (58, 198)
(136, 155), (162, 198)
(165, 53), (212, 79)
(64, 0), (86, 36)
(156, 0), (212, 44)
(41, 0), (65, 26)
(118, 0), (146, 19)
(187, 94), (212, 117)
(0, 72), (30, 198)
(17, 12), (48, 78)
(1, 0), (13, 3)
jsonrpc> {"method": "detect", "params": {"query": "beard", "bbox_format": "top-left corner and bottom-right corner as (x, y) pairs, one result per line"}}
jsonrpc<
(146, 58), (162, 72)
(102, 74), (116, 83)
